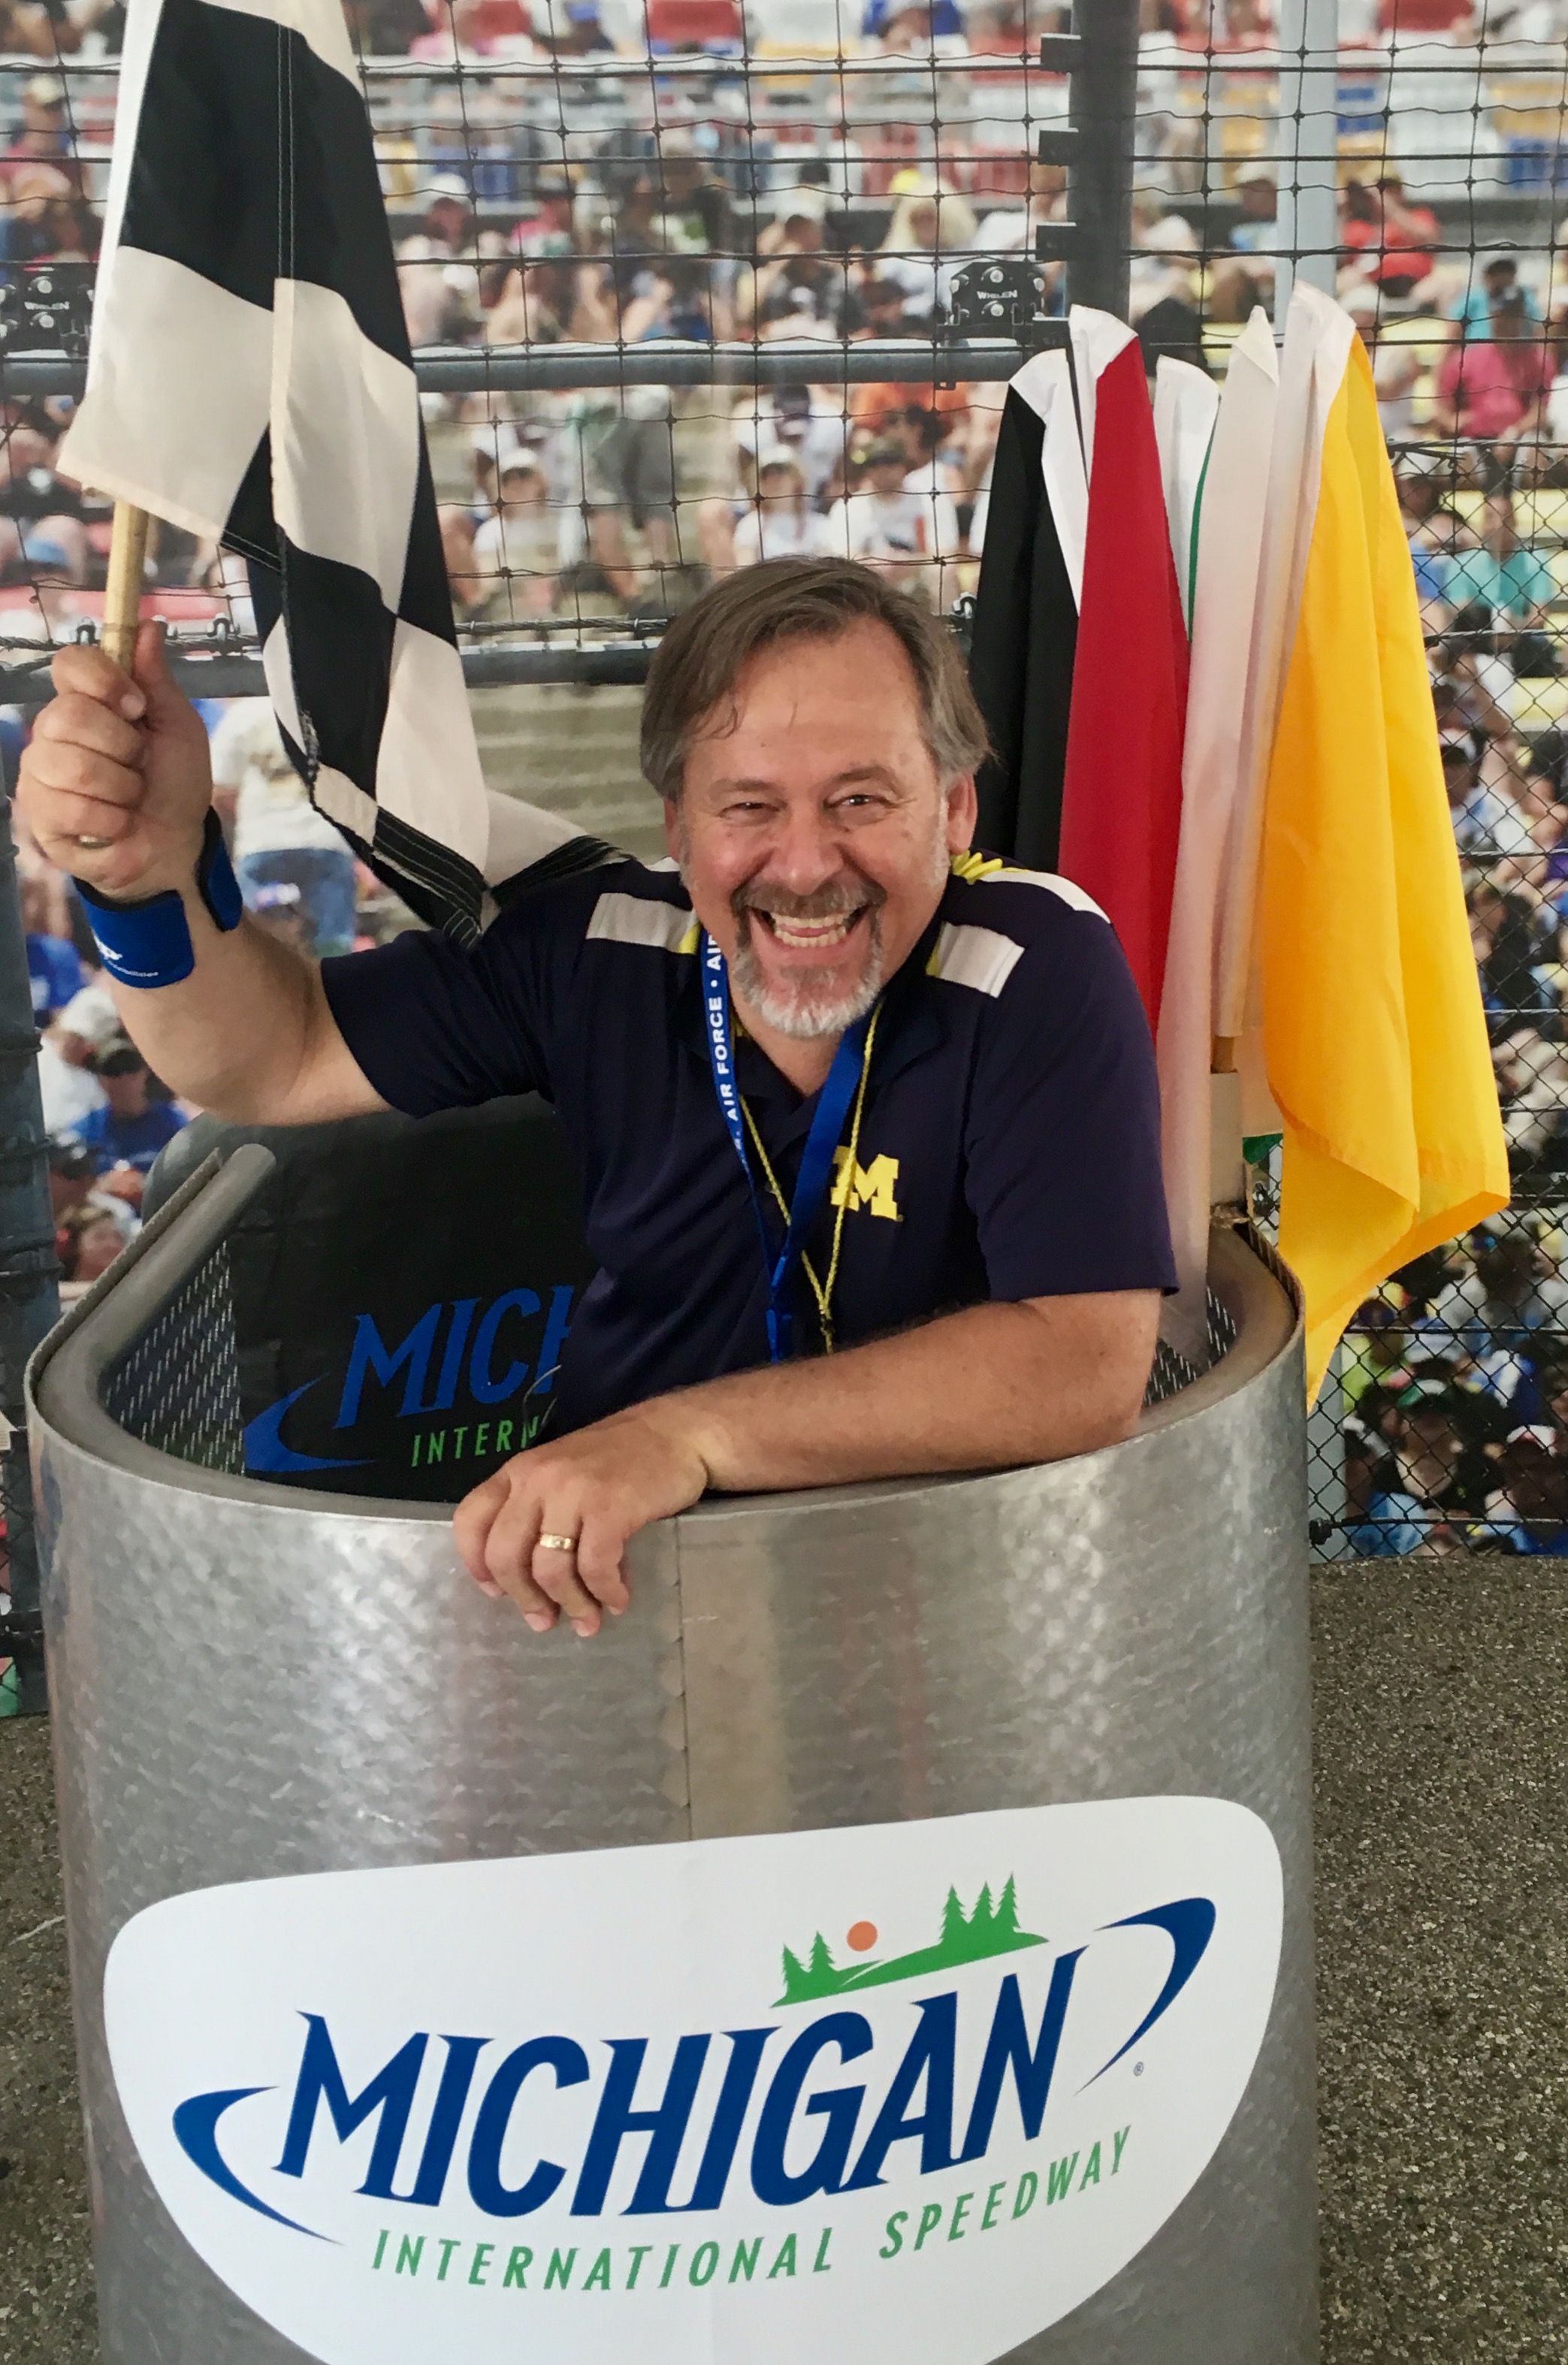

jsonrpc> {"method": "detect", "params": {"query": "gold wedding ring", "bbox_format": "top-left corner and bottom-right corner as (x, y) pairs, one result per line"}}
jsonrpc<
(74, 834), (113, 850)
(537, 1533), (579, 1555)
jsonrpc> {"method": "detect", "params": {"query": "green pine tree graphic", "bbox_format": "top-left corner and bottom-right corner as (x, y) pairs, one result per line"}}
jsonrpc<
(773, 1876), (1046, 2006)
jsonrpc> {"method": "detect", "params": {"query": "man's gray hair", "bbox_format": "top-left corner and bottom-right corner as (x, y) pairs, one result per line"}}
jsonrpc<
(640, 557), (990, 802)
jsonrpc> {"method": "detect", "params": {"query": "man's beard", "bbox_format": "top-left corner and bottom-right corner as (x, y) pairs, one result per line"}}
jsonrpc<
(677, 811), (950, 1042)
(728, 874), (888, 1040)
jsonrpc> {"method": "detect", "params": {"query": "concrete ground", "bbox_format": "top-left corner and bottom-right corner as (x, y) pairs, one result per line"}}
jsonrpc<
(4, 1560), (1567, 2361)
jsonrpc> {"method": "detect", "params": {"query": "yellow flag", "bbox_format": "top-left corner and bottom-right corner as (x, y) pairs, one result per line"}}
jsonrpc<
(1259, 306), (1509, 1400)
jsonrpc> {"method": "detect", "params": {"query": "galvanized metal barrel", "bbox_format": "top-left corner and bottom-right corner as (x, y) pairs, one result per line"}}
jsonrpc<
(30, 1147), (1316, 2365)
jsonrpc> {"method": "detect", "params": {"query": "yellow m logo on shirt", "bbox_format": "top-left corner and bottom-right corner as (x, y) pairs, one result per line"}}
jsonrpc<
(829, 1148), (901, 1221)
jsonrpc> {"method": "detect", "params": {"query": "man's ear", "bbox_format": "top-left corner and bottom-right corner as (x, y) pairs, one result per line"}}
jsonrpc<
(663, 796), (684, 865)
(944, 772), (979, 853)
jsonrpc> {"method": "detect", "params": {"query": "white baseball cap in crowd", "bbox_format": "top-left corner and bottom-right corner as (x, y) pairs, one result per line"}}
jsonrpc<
(57, 984), (121, 1047)
(427, 174), (473, 205)
(1234, 159), (1276, 188)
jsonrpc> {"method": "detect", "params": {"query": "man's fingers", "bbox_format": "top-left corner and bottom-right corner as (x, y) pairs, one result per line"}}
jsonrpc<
(30, 790), (140, 847)
(26, 738), (144, 808)
(50, 640), (146, 720)
(452, 1469), (512, 1593)
(529, 1535), (603, 1636)
(452, 1471), (559, 1630)
(32, 690), (147, 767)
(574, 1515), (631, 1614)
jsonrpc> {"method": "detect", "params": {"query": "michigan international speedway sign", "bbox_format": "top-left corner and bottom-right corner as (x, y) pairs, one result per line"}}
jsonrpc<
(105, 1797), (1282, 2364)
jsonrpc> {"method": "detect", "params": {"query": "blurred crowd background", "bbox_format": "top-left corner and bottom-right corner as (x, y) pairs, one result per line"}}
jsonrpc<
(1, 0), (1567, 1547)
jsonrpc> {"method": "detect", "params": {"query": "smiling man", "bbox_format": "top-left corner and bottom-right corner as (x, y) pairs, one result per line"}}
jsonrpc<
(20, 560), (1174, 1636)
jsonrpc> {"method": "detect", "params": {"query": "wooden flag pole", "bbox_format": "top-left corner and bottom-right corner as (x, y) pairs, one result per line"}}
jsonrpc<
(101, 500), (150, 672)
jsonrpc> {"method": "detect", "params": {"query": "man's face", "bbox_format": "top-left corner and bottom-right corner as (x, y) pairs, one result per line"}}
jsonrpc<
(1441, 747), (1475, 805)
(1397, 1409), (1462, 1502)
(668, 620), (975, 1042)
(429, 197), (470, 243)
(1240, 177), (1276, 220)
(102, 1066), (149, 1117)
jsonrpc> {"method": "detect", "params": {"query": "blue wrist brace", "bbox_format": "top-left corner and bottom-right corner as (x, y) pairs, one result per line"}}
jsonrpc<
(74, 810), (243, 989)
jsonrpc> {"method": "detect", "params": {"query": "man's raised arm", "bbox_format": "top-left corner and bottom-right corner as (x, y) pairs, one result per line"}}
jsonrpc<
(18, 629), (386, 1127)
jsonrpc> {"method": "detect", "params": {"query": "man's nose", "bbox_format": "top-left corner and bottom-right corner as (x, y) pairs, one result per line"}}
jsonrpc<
(766, 807), (846, 893)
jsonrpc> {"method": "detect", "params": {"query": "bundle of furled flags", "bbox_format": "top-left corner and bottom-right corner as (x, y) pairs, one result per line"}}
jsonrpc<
(62, 0), (609, 944)
(968, 295), (1509, 1396)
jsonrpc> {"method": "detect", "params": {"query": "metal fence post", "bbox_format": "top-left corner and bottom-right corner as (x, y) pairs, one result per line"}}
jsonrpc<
(0, 793), (60, 1714)
(1065, 0), (1141, 320)
(1276, 0), (1341, 316)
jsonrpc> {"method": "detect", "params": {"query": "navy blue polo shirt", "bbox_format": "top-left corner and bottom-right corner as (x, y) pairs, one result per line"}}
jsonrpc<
(321, 856), (1176, 1436)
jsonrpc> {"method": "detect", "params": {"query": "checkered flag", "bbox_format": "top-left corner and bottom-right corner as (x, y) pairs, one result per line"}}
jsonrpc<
(62, 0), (606, 940)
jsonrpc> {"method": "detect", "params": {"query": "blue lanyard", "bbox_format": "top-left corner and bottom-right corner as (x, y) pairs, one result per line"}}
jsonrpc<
(699, 929), (875, 1362)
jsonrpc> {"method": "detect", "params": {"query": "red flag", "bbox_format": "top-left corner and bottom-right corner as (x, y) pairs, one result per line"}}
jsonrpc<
(1058, 319), (1189, 1030)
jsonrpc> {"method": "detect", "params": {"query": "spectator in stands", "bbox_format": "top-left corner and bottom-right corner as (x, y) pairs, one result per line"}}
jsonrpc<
(1228, 161), (1277, 258)
(1443, 723), (1524, 856)
(623, 252), (720, 344)
(68, 1040), (186, 1212)
(0, 80), (78, 185)
(655, 132), (732, 261)
(23, 863), (80, 1021)
(1450, 252), (1539, 334)
(57, 1199), (130, 1286)
(1432, 286), (1551, 472)
(36, 982), (113, 1137)
(209, 699), (359, 959)
(509, 174), (576, 258)
(0, 163), (77, 264)
(1444, 493), (1557, 666)
(567, 376), (679, 611)
(1429, 1231), (1568, 1361)
(1342, 1296), (1413, 1412)
(539, 0), (613, 51)
(896, 398), (968, 551)
(472, 449), (562, 615)
(1128, 201), (1200, 325)
(1494, 1026), (1568, 1166)
(826, 433), (956, 607)
(733, 384), (850, 509)
(0, 406), (86, 584)
(876, 183), (977, 330)
(46, 1134), (111, 1249)
(730, 447), (835, 569)
(1346, 1376), (1477, 1556)
(1470, 884), (1557, 1038)
(1340, 174), (1439, 304)
(739, 188), (850, 340)
(396, 174), (485, 348)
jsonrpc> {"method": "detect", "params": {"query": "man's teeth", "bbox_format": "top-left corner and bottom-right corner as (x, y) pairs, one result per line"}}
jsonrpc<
(766, 912), (859, 948)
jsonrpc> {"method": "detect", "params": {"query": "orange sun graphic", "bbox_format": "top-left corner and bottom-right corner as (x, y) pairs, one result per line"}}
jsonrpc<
(846, 1921), (878, 1953)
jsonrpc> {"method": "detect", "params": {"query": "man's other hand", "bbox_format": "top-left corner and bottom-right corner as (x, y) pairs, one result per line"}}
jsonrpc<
(452, 1409), (711, 1639)
(20, 624), (215, 901)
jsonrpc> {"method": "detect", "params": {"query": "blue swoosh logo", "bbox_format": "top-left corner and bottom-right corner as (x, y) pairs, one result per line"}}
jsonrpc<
(172, 2087), (332, 2240)
(243, 1382), (368, 1475)
(1086, 1895), (1219, 2084)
